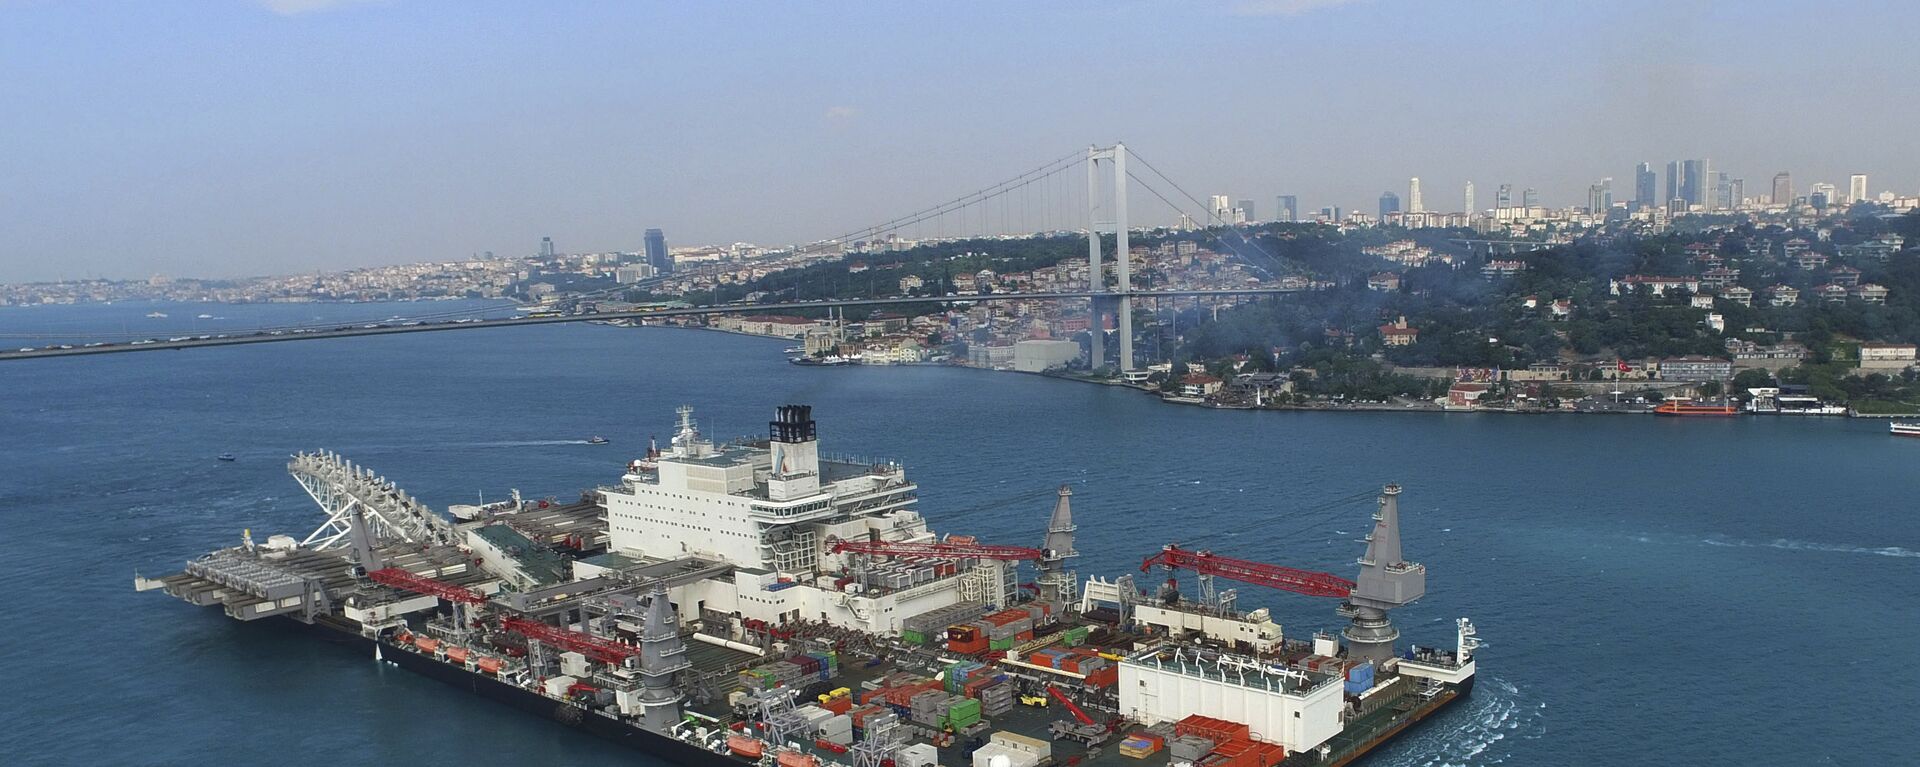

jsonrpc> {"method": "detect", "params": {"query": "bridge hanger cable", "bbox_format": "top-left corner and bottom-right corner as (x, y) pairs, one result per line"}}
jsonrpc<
(1123, 148), (1287, 276)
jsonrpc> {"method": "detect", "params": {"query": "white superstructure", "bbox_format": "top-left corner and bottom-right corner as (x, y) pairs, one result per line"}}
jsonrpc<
(600, 406), (990, 636)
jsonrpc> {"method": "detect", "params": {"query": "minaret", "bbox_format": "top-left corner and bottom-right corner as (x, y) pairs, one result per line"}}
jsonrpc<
(1341, 484), (1426, 662)
(1035, 485), (1079, 606)
(636, 582), (690, 732)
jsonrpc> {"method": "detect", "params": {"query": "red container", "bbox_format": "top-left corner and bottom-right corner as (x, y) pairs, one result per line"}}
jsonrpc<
(1175, 714), (1249, 745)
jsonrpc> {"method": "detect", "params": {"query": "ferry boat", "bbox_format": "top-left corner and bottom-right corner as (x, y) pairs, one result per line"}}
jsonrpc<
(142, 405), (1477, 767)
(1654, 398), (1738, 417)
(1892, 423), (1920, 438)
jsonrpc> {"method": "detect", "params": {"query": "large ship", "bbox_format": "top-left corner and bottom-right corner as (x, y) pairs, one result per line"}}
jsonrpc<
(1892, 423), (1920, 438)
(139, 405), (1477, 767)
(1654, 397), (1739, 416)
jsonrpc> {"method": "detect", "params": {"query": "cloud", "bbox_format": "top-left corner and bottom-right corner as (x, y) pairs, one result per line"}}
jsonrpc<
(1228, 0), (1368, 16)
(257, 0), (385, 16)
(823, 106), (860, 120)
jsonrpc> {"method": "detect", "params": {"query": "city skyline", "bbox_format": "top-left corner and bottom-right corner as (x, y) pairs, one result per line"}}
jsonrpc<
(5, 1), (1919, 282)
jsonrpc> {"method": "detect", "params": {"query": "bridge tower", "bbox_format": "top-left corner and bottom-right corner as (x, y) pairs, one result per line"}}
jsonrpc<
(1086, 144), (1132, 372)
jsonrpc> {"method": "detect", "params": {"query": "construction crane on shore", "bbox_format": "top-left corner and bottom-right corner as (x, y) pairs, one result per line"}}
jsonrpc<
(1141, 543), (1355, 611)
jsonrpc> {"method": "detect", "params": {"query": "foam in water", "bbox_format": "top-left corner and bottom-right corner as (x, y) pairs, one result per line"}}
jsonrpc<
(1640, 532), (1920, 559)
(1383, 677), (1545, 767)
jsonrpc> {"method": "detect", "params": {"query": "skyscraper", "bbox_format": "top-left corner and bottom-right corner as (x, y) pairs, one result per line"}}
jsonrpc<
(1665, 162), (1681, 206)
(1771, 172), (1793, 206)
(1809, 183), (1835, 208)
(1849, 174), (1867, 204)
(1714, 172), (1732, 210)
(1237, 199), (1256, 223)
(1522, 188), (1539, 208)
(1275, 195), (1298, 223)
(1378, 191), (1401, 219)
(1634, 163), (1656, 211)
(1728, 178), (1744, 210)
(1681, 159), (1711, 208)
(1496, 184), (1513, 209)
(1209, 195), (1233, 223)
(1464, 181), (1475, 214)
(1408, 177), (1423, 213)
(644, 228), (670, 275)
(1587, 179), (1613, 214)
(540, 236), (555, 259)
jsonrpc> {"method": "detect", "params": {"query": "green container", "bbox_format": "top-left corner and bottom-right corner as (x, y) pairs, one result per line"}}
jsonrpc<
(948, 698), (981, 718)
(901, 629), (926, 646)
(1065, 626), (1090, 646)
(989, 637), (1014, 650)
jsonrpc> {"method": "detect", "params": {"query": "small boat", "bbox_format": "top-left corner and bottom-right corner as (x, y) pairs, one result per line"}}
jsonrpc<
(146, 312), (168, 318)
(217, 453), (236, 462)
(1892, 423), (1920, 438)
(587, 436), (609, 445)
(197, 313), (215, 319)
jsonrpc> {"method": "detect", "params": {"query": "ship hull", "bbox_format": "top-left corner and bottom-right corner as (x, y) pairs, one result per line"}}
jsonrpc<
(300, 618), (736, 767)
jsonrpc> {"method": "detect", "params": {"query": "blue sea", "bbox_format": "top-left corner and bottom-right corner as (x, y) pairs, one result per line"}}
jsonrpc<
(2, 300), (1914, 766)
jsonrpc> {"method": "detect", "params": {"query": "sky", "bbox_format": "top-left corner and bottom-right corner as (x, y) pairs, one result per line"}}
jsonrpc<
(3, 0), (1918, 282)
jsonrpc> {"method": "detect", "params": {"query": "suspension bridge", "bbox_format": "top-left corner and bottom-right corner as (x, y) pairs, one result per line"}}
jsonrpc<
(3, 144), (1300, 364)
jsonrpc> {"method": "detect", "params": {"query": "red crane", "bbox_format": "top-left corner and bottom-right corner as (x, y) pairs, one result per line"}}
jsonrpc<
(499, 616), (639, 665)
(367, 567), (488, 605)
(830, 539), (1045, 561)
(1141, 544), (1354, 599)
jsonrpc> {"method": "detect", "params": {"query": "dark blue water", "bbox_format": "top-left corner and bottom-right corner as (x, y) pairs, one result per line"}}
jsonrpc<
(2, 301), (1914, 766)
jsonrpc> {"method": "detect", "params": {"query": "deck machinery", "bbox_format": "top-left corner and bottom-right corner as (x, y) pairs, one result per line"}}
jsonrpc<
(142, 405), (1477, 767)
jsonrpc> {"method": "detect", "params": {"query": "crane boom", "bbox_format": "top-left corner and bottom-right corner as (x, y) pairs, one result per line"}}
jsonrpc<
(1141, 544), (1354, 599)
(830, 539), (1045, 561)
(500, 616), (639, 664)
(367, 567), (488, 605)
(1046, 684), (1095, 725)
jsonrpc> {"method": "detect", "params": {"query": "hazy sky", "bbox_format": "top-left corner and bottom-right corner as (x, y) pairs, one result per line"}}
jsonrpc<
(4, 0), (1917, 282)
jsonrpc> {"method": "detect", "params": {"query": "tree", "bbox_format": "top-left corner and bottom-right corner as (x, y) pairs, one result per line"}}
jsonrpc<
(1731, 368), (1775, 392)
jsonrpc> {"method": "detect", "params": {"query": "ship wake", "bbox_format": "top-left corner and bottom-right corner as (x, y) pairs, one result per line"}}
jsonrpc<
(1632, 532), (1920, 559)
(1380, 677), (1545, 767)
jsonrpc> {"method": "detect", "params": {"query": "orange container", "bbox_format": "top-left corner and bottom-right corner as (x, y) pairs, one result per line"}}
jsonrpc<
(728, 736), (765, 759)
(414, 636), (441, 653)
(476, 657), (505, 674)
(776, 749), (818, 767)
(823, 696), (853, 715)
(1175, 714), (1249, 745)
(1084, 666), (1118, 688)
(445, 647), (471, 664)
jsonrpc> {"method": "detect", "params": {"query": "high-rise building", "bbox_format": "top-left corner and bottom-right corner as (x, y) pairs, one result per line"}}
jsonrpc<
(1237, 199), (1256, 223)
(1714, 172), (1732, 210)
(1209, 195), (1234, 223)
(1379, 191), (1401, 219)
(1464, 181), (1476, 214)
(1728, 178), (1744, 210)
(1587, 178), (1614, 214)
(1275, 195), (1298, 223)
(540, 236), (556, 259)
(1408, 177), (1423, 213)
(1665, 162), (1681, 206)
(1681, 159), (1711, 207)
(1496, 184), (1513, 209)
(644, 228), (670, 275)
(1809, 182), (1835, 208)
(1522, 188), (1540, 208)
(1771, 172), (1793, 207)
(1634, 163), (1656, 211)
(1848, 174), (1867, 204)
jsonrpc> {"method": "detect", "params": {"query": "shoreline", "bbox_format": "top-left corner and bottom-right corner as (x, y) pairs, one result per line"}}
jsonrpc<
(624, 322), (1920, 421)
